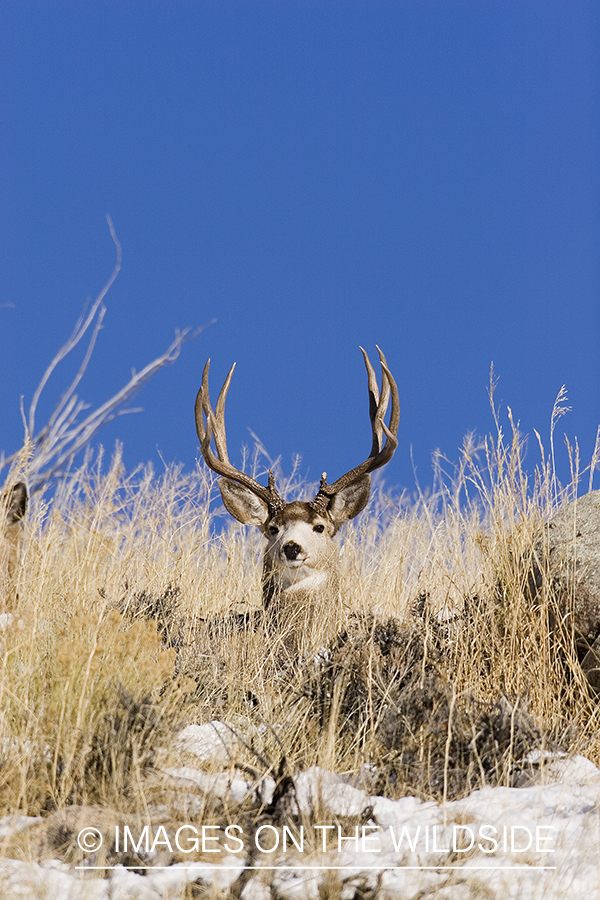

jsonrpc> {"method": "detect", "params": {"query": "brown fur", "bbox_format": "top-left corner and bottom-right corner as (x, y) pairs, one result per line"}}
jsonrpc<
(0, 482), (28, 603)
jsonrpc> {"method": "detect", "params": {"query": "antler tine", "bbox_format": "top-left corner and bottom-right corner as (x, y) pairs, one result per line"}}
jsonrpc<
(360, 346), (381, 456)
(377, 345), (399, 439)
(360, 345), (394, 455)
(194, 362), (210, 444)
(311, 347), (399, 509)
(195, 360), (285, 511)
(202, 359), (235, 463)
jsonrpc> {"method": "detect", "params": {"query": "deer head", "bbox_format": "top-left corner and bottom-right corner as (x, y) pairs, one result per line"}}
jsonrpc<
(195, 348), (399, 624)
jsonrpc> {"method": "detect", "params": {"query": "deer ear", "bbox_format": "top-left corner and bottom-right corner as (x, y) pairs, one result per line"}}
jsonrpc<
(327, 474), (371, 526)
(218, 477), (270, 527)
(4, 483), (28, 524)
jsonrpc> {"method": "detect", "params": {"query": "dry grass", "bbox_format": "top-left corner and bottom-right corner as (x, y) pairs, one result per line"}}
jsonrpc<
(1, 407), (599, 844)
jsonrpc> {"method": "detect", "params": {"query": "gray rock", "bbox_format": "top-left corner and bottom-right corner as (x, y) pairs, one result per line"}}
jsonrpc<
(530, 491), (600, 682)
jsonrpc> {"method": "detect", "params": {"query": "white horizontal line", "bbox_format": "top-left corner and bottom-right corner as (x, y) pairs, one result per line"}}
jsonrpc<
(75, 864), (557, 871)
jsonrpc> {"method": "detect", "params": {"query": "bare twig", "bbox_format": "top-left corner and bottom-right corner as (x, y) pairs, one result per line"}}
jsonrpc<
(2, 217), (208, 493)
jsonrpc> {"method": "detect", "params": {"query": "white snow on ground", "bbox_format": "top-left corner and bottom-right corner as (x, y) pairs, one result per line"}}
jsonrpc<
(1, 724), (599, 899)
(0, 856), (244, 899)
(163, 765), (254, 804)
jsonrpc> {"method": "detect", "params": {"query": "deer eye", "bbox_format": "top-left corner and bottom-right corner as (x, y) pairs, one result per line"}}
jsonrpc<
(269, 526), (279, 537)
(313, 524), (325, 533)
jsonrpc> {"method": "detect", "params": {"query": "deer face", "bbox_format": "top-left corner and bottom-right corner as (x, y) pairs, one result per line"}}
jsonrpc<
(217, 474), (372, 597)
(263, 502), (337, 592)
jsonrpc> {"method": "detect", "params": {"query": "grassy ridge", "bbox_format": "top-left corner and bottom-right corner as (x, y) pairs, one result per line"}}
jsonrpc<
(1, 414), (599, 823)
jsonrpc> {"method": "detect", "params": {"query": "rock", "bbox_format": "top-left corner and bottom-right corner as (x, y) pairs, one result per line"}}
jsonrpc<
(174, 721), (239, 764)
(530, 491), (600, 677)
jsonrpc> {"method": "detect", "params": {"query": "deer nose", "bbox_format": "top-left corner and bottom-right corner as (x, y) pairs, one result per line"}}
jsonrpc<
(283, 541), (302, 561)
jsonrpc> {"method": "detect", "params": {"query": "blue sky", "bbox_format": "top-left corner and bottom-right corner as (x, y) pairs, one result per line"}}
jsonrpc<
(1, 1), (598, 498)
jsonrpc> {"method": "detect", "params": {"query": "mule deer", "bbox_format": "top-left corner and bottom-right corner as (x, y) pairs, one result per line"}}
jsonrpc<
(0, 482), (28, 603)
(195, 348), (399, 657)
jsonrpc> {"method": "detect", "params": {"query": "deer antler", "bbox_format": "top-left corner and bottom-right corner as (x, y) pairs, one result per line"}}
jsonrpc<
(310, 346), (399, 514)
(195, 360), (286, 513)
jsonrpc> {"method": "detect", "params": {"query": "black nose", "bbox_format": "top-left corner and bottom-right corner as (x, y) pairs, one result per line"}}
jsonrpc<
(283, 542), (302, 561)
